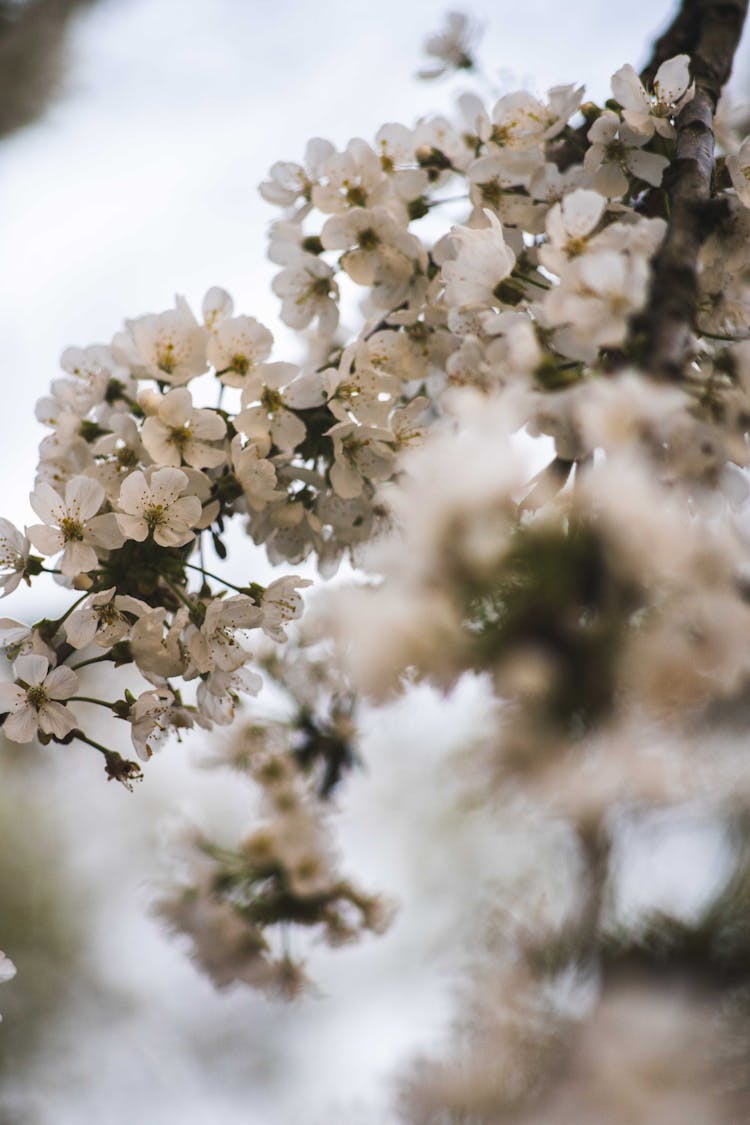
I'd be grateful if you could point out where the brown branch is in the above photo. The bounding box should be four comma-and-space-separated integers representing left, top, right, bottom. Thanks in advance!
640, 0, 701, 85
628, 0, 749, 382
0, 0, 96, 139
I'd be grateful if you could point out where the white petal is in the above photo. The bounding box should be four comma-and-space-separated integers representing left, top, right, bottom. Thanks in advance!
118, 471, 149, 516
15, 655, 49, 686
561, 189, 606, 238
654, 54, 691, 104
38, 701, 77, 739
26, 525, 63, 556
626, 148, 669, 187
4, 705, 39, 742
0, 683, 26, 712
610, 63, 649, 113
44, 665, 79, 700
65, 476, 105, 521
29, 483, 65, 526
60, 541, 99, 577
116, 514, 149, 542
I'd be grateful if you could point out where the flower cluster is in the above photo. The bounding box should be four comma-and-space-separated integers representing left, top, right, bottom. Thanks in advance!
9, 9, 750, 1048
156, 646, 387, 996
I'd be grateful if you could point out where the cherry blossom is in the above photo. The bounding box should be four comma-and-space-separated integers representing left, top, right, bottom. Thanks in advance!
0, 655, 78, 743
116, 467, 202, 548
27, 476, 123, 577
611, 55, 694, 138
0, 519, 33, 596
141, 387, 227, 469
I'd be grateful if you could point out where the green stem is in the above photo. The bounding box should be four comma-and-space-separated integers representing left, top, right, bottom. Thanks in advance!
69, 653, 114, 672
184, 561, 246, 593
42, 591, 90, 634
514, 271, 551, 291
161, 575, 196, 612
68, 696, 120, 711
427, 194, 469, 208
74, 731, 117, 756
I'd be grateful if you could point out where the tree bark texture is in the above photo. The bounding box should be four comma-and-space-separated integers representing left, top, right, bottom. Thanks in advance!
630, 0, 749, 381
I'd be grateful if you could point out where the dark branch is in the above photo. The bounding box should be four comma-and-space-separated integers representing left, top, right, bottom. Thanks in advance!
628, 0, 749, 382
0, 0, 96, 139
641, 0, 701, 85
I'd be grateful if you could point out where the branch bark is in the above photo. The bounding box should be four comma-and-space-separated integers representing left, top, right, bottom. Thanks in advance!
628, 0, 749, 382
640, 0, 701, 86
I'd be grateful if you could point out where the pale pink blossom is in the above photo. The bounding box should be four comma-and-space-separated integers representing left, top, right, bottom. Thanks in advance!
27, 476, 123, 577
116, 468, 202, 548
0, 655, 78, 743
141, 388, 227, 469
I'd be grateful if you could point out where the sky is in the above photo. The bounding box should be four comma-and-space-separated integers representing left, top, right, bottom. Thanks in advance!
0, 1, 749, 1121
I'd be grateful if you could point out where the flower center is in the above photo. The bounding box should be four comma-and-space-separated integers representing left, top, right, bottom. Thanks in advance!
231, 353, 250, 376
156, 342, 177, 374
144, 503, 167, 530
26, 684, 48, 710
59, 516, 85, 542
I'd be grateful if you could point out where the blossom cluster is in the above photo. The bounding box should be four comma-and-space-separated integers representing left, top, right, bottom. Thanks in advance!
7, 7, 750, 1029
156, 638, 386, 996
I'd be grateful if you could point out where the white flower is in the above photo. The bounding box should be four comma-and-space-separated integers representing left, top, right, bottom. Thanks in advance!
417, 11, 480, 80
488, 90, 566, 152
320, 207, 426, 306
0, 655, 78, 743
611, 55, 694, 138
584, 110, 670, 196
545, 250, 650, 351
206, 315, 274, 388
129, 607, 187, 681
141, 388, 227, 469
442, 210, 516, 309
231, 435, 284, 512
186, 595, 263, 674
259, 576, 312, 643
64, 587, 149, 649
116, 468, 203, 548
272, 255, 340, 336
0, 520, 32, 596
27, 476, 124, 577
540, 188, 607, 275
235, 363, 307, 452
311, 139, 389, 215
112, 297, 208, 385
0, 620, 55, 662
129, 688, 194, 760
201, 286, 234, 330
196, 666, 263, 725
259, 137, 335, 212
327, 421, 395, 499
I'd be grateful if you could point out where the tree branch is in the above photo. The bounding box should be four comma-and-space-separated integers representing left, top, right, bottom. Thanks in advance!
640, 0, 701, 86
628, 0, 749, 382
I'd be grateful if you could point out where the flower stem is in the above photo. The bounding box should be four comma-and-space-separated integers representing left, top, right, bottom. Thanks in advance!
514, 271, 551, 291
161, 575, 196, 611
69, 695, 121, 711
184, 561, 246, 593
69, 653, 114, 672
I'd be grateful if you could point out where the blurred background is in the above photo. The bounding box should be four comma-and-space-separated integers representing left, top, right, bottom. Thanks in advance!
1, 1, 750, 1121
